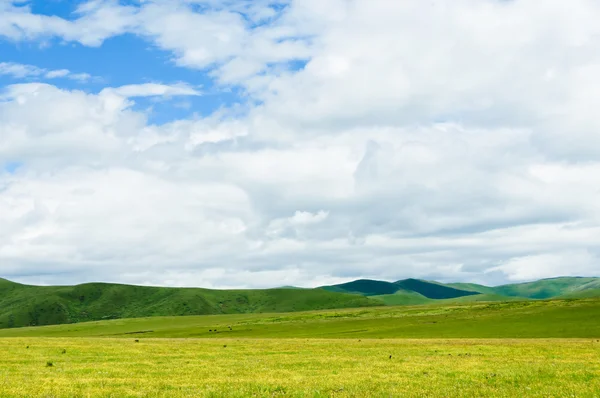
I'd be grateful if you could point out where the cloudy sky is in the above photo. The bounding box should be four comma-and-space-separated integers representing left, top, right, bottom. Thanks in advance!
1, 0, 599, 288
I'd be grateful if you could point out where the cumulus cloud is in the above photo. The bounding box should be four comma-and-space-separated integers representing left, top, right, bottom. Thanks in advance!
1, 0, 600, 287
266, 210, 329, 238
0, 0, 138, 46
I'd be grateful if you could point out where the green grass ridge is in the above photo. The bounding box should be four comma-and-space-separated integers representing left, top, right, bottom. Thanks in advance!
1, 298, 599, 339
1, 275, 599, 330
0, 279, 377, 329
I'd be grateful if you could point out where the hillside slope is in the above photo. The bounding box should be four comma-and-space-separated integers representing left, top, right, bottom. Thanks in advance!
440, 294, 524, 303
444, 282, 498, 295
321, 279, 401, 296
0, 280, 378, 329
447, 277, 600, 299
394, 279, 480, 299
558, 289, 600, 299
369, 290, 433, 305
321, 278, 479, 299
1, 298, 598, 339
490, 277, 600, 299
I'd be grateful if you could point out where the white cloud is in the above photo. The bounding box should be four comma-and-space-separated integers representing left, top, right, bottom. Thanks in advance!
70, 73, 93, 82
0, 0, 138, 46
489, 251, 600, 281
290, 211, 329, 226
105, 83, 201, 98
1, 0, 600, 287
266, 210, 329, 238
44, 69, 70, 79
0, 62, 92, 82
0, 62, 43, 78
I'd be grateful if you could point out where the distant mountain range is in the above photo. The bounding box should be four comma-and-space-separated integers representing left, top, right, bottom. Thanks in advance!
320, 276, 600, 305
1, 276, 599, 329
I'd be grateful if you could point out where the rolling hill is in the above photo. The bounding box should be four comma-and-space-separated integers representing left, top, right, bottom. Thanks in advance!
2, 275, 599, 330
370, 290, 433, 306
1, 298, 599, 339
321, 278, 481, 299
0, 278, 377, 329
558, 288, 600, 299
322, 276, 600, 305
394, 278, 480, 299
447, 277, 600, 299
321, 279, 401, 296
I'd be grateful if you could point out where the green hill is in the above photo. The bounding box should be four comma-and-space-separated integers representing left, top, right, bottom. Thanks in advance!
3, 276, 599, 330
490, 277, 600, 299
440, 293, 524, 303
321, 276, 600, 303
0, 280, 377, 329
321, 278, 479, 299
369, 288, 517, 306
558, 288, 600, 299
444, 282, 498, 295
393, 278, 480, 299
369, 290, 433, 305
447, 277, 600, 299
321, 279, 401, 296
1, 298, 599, 339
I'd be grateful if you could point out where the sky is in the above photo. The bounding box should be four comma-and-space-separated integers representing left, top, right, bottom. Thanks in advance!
1, 0, 599, 288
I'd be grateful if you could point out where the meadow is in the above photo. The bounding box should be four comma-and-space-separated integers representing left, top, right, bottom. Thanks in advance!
1, 299, 599, 397
1, 338, 599, 397
1, 298, 598, 339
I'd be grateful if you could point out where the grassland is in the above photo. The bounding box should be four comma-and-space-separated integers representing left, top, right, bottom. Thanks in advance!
1, 298, 599, 339
0, 278, 376, 329
1, 298, 599, 397
2, 276, 600, 331
2, 277, 599, 397
447, 276, 600, 299
1, 338, 598, 397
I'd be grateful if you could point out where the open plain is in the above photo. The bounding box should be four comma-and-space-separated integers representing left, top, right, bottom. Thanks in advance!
1, 299, 599, 397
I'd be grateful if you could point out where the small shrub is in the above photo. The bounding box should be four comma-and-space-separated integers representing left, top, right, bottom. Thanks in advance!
46, 361, 53, 367
61, 349, 66, 354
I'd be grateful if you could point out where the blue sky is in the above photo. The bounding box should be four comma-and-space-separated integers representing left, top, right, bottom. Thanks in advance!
0, 0, 263, 124
0, 33, 240, 124
1, 0, 600, 288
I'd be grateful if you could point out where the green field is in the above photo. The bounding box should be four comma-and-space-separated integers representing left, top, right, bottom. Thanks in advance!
0, 278, 376, 329
1, 338, 599, 397
448, 277, 600, 299
2, 276, 600, 331
1, 298, 599, 339
2, 279, 600, 397
1, 299, 600, 396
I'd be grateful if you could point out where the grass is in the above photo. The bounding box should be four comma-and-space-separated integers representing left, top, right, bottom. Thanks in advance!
3, 276, 599, 330
1, 338, 598, 397
0, 278, 376, 329
372, 293, 526, 306
1, 298, 599, 396
448, 277, 600, 299
1, 298, 599, 339
560, 289, 600, 299
370, 290, 432, 305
